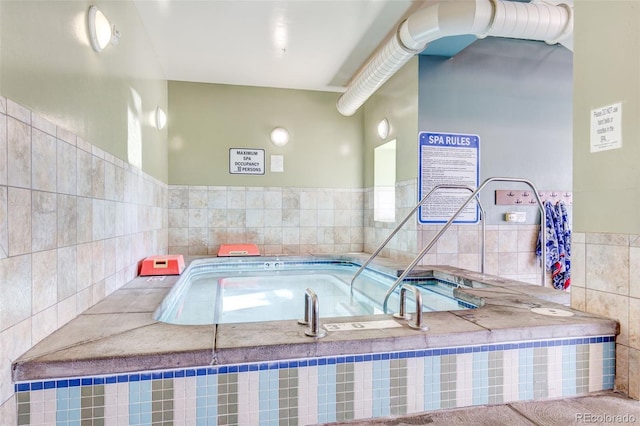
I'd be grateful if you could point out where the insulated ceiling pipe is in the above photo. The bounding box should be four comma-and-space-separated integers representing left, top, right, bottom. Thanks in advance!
336, 0, 573, 116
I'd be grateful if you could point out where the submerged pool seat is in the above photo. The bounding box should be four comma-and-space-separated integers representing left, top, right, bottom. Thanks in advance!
140, 254, 185, 276
217, 243, 260, 257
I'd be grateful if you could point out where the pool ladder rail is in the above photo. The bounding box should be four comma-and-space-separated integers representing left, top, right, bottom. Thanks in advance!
393, 284, 429, 331
350, 177, 547, 314
298, 288, 326, 338
299, 285, 428, 338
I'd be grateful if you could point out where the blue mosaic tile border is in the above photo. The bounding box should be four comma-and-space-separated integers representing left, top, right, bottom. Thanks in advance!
15, 335, 615, 392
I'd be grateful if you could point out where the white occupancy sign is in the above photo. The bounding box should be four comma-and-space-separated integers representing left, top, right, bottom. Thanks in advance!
418, 131, 480, 224
590, 102, 622, 153
229, 148, 265, 175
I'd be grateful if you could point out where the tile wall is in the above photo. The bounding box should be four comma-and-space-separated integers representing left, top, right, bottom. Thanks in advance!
168, 180, 544, 286
167, 185, 364, 256
364, 180, 546, 286
0, 97, 168, 423
14, 337, 615, 425
571, 232, 640, 398
0, 96, 574, 422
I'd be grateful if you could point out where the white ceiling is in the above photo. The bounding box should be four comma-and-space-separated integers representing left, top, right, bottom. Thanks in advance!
133, 0, 422, 93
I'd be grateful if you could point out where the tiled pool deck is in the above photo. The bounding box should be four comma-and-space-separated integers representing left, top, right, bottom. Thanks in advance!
12, 254, 618, 425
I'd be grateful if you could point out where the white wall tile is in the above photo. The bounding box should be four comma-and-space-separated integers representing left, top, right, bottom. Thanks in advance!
92, 199, 105, 241
76, 149, 93, 197
188, 208, 207, 228
8, 187, 31, 256
207, 187, 227, 208
76, 242, 93, 291
76, 197, 92, 244
0, 186, 7, 259
31, 249, 57, 314
586, 243, 629, 295
7, 99, 31, 125
31, 305, 57, 346
227, 188, 246, 209
7, 117, 31, 189
91, 156, 105, 199
56, 140, 76, 195
31, 129, 56, 192
31, 112, 56, 137
264, 189, 282, 209
56, 126, 76, 146
32, 191, 57, 252
0, 113, 6, 186
92, 240, 105, 284
57, 246, 77, 301
0, 255, 32, 330
189, 188, 208, 208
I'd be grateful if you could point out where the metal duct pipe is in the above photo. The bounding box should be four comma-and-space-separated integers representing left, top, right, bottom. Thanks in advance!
336, 0, 573, 116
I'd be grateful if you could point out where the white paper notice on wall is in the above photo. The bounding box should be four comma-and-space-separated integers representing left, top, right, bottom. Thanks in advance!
590, 102, 622, 153
271, 155, 284, 172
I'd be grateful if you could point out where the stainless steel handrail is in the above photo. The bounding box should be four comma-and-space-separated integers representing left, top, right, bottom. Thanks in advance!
350, 184, 485, 295
299, 288, 326, 338
393, 284, 429, 331
381, 177, 546, 313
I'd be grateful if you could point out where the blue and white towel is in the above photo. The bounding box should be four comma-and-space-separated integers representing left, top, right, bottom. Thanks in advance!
536, 200, 571, 290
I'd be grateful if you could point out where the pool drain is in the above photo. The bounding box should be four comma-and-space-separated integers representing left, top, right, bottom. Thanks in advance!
531, 307, 574, 317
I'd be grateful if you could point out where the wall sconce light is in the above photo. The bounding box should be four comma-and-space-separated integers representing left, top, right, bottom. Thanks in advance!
88, 5, 121, 53
270, 127, 289, 147
155, 107, 167, 130
377, 118, 390, 139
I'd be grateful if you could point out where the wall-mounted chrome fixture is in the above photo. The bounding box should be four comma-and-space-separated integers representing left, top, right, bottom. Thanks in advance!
155, 107, 167, 130
87, 5, 121, 53
270, 127, 289, 147
377, 118, 390, 139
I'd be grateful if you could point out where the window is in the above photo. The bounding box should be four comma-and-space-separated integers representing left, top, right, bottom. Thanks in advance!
374, 139, 396, 222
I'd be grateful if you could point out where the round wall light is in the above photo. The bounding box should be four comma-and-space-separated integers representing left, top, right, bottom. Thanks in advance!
270, 127, 290, 147
156, 107, 167, 130
377, 118, 390, 139
88, 5, 112, 52
88, 5, 120, 52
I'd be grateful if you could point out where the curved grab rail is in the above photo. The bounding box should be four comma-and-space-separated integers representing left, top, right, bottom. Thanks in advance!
393, 284, 429, 331
299, 288, 326, 338
382, 177, 546, 313
350, 184, 484, 296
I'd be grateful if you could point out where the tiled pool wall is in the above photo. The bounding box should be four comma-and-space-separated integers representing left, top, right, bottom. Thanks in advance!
571, 232, 640, 398
0, 98, 168, 421
168, 181, 547, 287
15, 336, 615, 425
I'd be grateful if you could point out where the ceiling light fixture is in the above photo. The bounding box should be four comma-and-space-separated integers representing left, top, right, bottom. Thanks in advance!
87, 5, 120, 53
270, 127, 289, 147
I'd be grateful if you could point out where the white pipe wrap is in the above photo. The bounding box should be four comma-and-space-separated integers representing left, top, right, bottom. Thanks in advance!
336, 0, 574, 116
336, 33, 415, 116
488, 1, 569, 42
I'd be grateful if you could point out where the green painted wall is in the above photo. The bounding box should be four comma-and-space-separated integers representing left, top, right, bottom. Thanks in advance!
573, 1, 640, 234
167, 81, 363, 188
0, 0, 168, 182
363, 57, 419, 187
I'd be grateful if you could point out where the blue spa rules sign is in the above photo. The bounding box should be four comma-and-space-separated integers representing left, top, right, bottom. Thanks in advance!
418, 131, 480, 224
